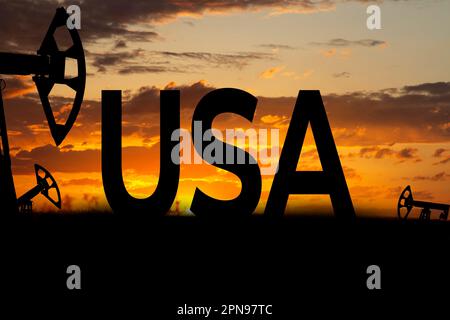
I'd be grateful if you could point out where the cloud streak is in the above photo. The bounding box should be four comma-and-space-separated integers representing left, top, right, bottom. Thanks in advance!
312, 38, 387, 48
333, 71, 351, 78
152, 51, 274, 68
87, 49, 274, 74
411, 172, 449, 182
358, 146, 420, 161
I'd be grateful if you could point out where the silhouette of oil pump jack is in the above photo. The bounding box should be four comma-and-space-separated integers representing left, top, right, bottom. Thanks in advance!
397, 185, 449, 221
0, 7, 85, 215
17, 164, 61, 213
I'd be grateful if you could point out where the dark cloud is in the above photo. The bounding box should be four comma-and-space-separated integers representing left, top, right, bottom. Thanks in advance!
12, 145, 101, 174
12, 143, 162, 175
434, 157, 450, 166
375, 148, 395, 159
0, 0, 59, 52
88, 49, 193, 74
88, 49, 272, 74
250, 82, 450, 145
0, 0, 349, 52
397, 148, 418, 159
113, 40, 127, 50
311, 38, 386, 47
13, 144, 100, 174
118, 65, 187, 75
0, 0, 162, 52
89, 49, 145, 73
319, 82, 450, 145
359, 147, 378, 158
1, 76, 32, 93
152, 51, 274, 69
125, 80, 213, 118
358, 146, 419, 160
2, 93, 48, 140
411, 172, 449, 182
433, 148, 448, 157
1, 76, 35, 100
403, 82, 450, 96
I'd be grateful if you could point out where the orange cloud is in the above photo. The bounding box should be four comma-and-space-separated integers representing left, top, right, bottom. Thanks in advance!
260, 114, 283, 124
260, 66, 284, 79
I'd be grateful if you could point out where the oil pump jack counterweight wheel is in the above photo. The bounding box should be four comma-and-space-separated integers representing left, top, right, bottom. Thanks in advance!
35, 164, 61, 209
34, 7, 86, 146
17, 164, 61, 213
0, 7, 86, 146
397, 185, 413, 220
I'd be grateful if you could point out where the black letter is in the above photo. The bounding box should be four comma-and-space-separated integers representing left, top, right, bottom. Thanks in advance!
265, 90, 355, 219
102, 90, 180, 215
191, 88, 262, 217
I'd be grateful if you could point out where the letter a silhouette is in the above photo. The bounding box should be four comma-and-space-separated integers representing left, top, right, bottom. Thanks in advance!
265, 90, 355, 220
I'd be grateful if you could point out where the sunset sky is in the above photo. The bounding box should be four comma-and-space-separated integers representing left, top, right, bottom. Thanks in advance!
0, 0, 449, 217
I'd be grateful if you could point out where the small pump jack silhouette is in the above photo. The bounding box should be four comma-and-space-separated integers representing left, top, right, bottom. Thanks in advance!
397, 185, 449, 221
17, 164, 61, 213
0, 7, 85, 215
